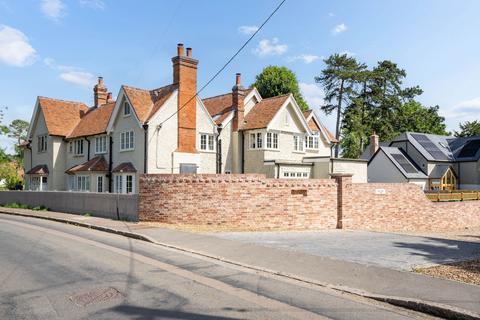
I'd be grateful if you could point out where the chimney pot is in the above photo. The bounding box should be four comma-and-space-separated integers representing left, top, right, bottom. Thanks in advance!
236, 73, 241, 86
186, 47, 192, 57
107, 92, 113, 102
177, 43, 184, 56
98, 76, 104, 86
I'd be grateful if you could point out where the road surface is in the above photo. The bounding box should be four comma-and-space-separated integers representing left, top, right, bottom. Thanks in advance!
0, 214, 437, 320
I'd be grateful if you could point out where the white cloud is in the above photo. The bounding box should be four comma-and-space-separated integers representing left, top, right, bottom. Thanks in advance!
328, 12, 335, 17
253, 38, 287, 57
43, 57, 96, 88
300, 82, 324, 108
340, 50, 356, 57
59, 71, 95, 87
41, 0, 66, 20
0, 25, 37, 67
441, 97, 480, 130
238, 25, 258, 35
79, 0, 105, 10
332, 23, 347, 35
288, 54, 322, 64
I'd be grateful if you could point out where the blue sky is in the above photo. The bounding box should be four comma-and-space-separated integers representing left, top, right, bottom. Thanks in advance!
1, 0, 480, 150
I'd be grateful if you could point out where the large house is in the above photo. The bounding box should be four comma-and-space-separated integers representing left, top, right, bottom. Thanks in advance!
366, 132, 480, 190
23, 44, 364, 193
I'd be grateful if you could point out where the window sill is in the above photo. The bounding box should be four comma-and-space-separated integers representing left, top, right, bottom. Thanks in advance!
120, 148, 135, 152
265, 148, 280, 152
73, 154, 84, 157
95, 151, 107, 155
293, 151, 306, 154
199, 149, 216, 154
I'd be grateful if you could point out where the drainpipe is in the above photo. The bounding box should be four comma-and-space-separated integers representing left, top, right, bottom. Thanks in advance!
85, 137, 91, 161
143, 124, 148, 174
241, 131, 245, 174
108, 136, 113, 192
216, 126, 222, 173
276, 163, 280, 178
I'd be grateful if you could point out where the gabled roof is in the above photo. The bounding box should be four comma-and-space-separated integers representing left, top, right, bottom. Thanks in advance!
122, 84, 178, 124
303, 110, 338, 143
26, 164, 49, 175
202, 88, 252, 125
37, 97, 89, 137
67, 102, 115, 139
391, 132, 480, 162
242, 94, 291, 130
66, 156, 108, 174
378, 146, 427, 179
429, 164, 456, 179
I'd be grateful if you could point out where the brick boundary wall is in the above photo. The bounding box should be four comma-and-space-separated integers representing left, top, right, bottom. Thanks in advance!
139, 173, 480, 232
139, 174, 338, 230
343, 180, 480, 232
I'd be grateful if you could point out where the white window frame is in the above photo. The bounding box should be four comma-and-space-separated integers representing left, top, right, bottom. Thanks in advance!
120, 131, 134, 151
77, 175, 90, 192
283, 171, 309, 179
199, 133, 215, 152
115, 174, 135, 194
97, 175, 104, 193
249, 131, 264, 150
74, 139, 84, 156
69, 141, 73, 153
265, 132, 279, 150
123, 101, 131, 117
294, 135, 305, 152
95, 136, 107, 154
37, 135, 47, 153
305, 136, 319, 150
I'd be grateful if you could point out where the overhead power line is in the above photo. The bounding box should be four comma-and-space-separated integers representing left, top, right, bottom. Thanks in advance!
158, 0, 287, 127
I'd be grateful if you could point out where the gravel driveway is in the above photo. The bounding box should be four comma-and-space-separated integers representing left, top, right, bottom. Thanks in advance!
210, 230, 480, 271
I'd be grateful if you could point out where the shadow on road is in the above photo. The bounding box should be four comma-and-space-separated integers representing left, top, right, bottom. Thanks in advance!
111, 305, 242, 320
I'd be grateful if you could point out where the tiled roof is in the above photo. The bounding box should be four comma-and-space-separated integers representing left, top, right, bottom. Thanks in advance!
67, 102, 115, 138
123, 84, 177, 124
26, 164, 49, 175
303, 109, 338, 143
65, 156, 108, 174
202, 89, 252, 125
38, 97, 89, 137
242, 94, 290, 130
112, 162, 137, 173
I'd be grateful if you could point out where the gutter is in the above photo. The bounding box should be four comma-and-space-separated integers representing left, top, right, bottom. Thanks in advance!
143, 124, 148, 174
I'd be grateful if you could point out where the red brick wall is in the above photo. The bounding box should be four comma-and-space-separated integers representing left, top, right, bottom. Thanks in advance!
138, 174, 480, 232
345, 182, 480, 232
139, 174, 338, 230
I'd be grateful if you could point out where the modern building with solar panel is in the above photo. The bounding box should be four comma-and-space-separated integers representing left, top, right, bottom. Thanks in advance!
365, 132, 480, 191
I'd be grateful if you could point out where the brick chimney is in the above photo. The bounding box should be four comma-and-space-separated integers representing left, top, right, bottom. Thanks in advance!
232, 73, 245, 131
172, 43, 198, 153
370, 132, 379, 158
93, 77, 107, 107
107, 92, 113, 103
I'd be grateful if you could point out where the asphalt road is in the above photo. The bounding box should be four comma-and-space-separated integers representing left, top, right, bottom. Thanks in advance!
0, 215, 437, 320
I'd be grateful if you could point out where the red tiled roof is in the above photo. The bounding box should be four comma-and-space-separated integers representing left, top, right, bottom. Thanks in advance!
112, 162, 137, 173
241, 94, 290, 130
26, 164, 49, 175
123, 84, 177, 124
67, 102, 115, 138
202, 89, 252, 125
303, 109, 338, 143
38, 97, 89, 137
65, 156, 108, 174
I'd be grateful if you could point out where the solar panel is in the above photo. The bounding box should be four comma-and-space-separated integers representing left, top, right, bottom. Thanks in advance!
410, 134, 450, 161
391, 153, 418, 174
458, 140, 480, 158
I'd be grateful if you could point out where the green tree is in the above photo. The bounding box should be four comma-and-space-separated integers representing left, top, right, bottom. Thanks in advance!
6, 119, 29, 160
315, 54, 366, 157
393, 101, 448, 135
252, 66, 309, 111
455, 120, 480, 137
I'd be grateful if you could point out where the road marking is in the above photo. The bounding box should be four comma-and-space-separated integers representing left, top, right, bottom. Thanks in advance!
2, 219, 330, 320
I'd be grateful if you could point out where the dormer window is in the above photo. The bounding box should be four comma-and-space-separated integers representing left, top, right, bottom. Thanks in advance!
306, 136, 319, 150
123, 101, 131, 116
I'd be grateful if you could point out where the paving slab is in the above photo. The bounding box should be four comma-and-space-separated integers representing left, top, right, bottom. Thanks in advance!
1, 207, 479, 318
208, 230, 480, 271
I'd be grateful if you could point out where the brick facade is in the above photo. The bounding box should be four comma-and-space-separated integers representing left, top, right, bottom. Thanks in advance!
138, 173, 480, 232
139, 174, 338, 230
